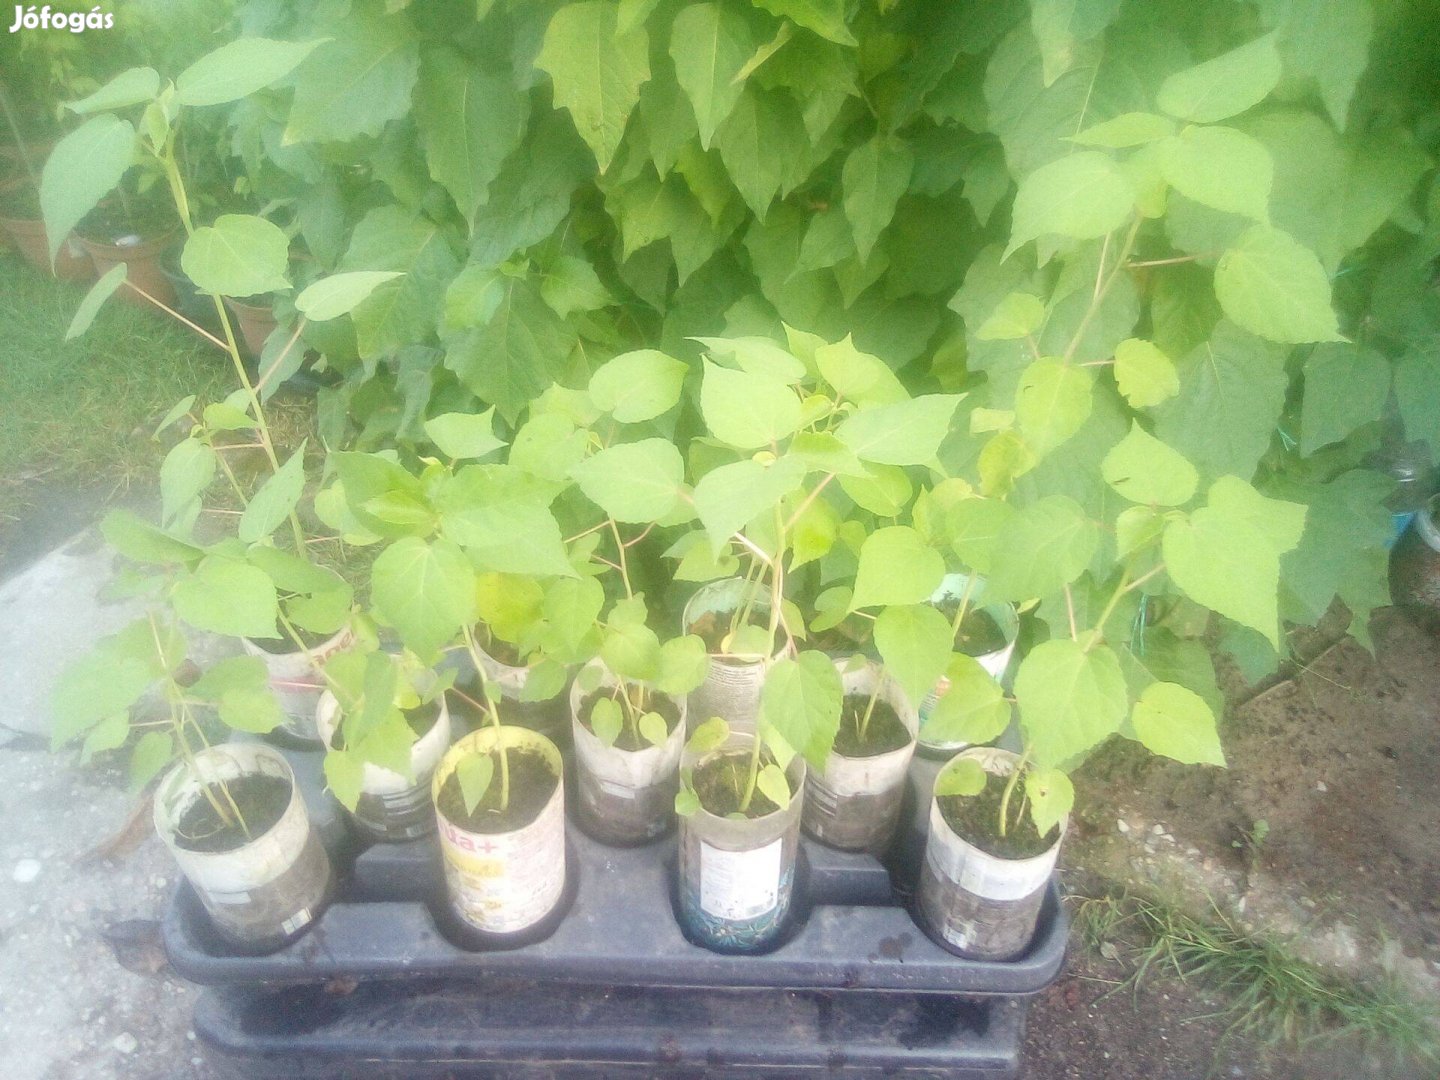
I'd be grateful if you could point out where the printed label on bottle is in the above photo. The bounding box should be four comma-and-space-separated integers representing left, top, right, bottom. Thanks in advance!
699, 838, 782, 921
441, 790, 565, 934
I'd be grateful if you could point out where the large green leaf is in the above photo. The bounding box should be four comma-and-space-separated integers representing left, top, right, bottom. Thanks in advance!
1214, 225, 1340, 344
443, 275, 574, 419
369, 537, 476, 658
1395, 344, 1440, 462
873, 604, 952, 706
1130, 681, 1225, 766
1014, 360, 1093, 458
760, 651, 843, 771
700, 360, 802, 449
984, 495, 1098, 602
1163, 476, 1307, 646
176, 38, 322, 107
181, 215, 290, 299
160, 436, 215, 526
835, 395, 963, 467
1152, 321, 1288, 481
39, 115, 135, 264
1101, 422, 1198, 507
842, 135, 914, 263
850, 526, 946, 611
1112, 338, 1178, 408
65, 264, 127, 340
538, 1, 650, 173
589, 350, 688, 422
415, 48, 526, 225
670, 3, 754, 149
238, 444, 308, 543
1029, 0, 1122, 86
753, 0, 855, 45
295, 271, 405, 321
715, 86, 810, 219
572, 439, 685, 523
284, 9, 418, 143
66, 68, 160, 114
434, 466, 576, 577
341, 207, 459, 361
1005, 151, 1134, 257
1015, 638, 1128, 767
1156, 33, 1281, 123
1299, 343, 1390, 456
1156, 126, 1272, 223
693, 455, 806, 552
172, 557, 280, 640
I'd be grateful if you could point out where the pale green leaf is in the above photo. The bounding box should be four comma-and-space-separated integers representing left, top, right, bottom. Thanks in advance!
172, 557, 280, 639
1070, 111, 1175, 148
1113, 338, 1178, 408
1025, 768, 1073, 836
1162, 476, 1307, 647
1299, 343, 1390, 456
1214, 225, 1340, 344
756, 762, 792, 808
159, 438, 215, 526
924, 655, 1012, 747
935, 757, 987, 797
537, 1, 650, 172
424, 409, 505, 460
66, 264, 127, 340
976, 292, 1045, 340
1156, 33, 1282, 123
177, 38, 323, 107
835, 395, 963, 467
700, 360, 802, 449
873, 604, 952, 706
1157, 126, 1272, 223
67, 67, 159, 114
589, 350, 687, 423
851, 526, 946, 611
693, 456, 806, 552
1130, 681, 1225, 766
1015, 639, 1128, 767
1101, 422, 1198, 506
296, 271, 405, 321
1014, 360, 1093, 457
238, 442, 307, 542
283, 11, 418, 143
572, 439, 685, 523
369, 537, 476, 658
984, 495, 1098, 602
752, 0, 855, 45
760, 651, 843, 771
40, 115, 135, 264
842, 135, 913, 262
1005, 151, 1134, 257
182, 215, 291, 299
457, 753, 495, 814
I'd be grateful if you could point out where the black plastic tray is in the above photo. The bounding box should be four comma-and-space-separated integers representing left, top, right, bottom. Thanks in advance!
194, 976, 1029, 1079
164, 800, 1068, 995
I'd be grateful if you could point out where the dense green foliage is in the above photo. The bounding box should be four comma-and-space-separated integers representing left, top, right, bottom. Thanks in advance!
30, 0, 1440, 828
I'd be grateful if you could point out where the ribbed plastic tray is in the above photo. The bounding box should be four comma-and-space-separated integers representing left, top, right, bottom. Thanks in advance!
193, 976, 1030, 1079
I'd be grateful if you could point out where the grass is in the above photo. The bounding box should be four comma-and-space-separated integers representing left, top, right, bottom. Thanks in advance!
0, 252, 233, 532
1073, 890, 1440, 1068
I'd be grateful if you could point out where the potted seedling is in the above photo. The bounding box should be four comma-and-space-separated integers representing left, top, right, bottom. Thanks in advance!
917, 572, 1019, 755
917, 747, 1069, 961
674, 716, 807, 954
568, 595, 709, 845
432, 669, 567, 941
801, 656, 919, 852
316, 647, 454, 843
681, 574, 787, 733
53, 611, 332, 952
75, 185, 182, 307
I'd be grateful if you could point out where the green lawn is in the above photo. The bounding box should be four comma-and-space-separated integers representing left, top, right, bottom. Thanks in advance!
0, 253, 233, 542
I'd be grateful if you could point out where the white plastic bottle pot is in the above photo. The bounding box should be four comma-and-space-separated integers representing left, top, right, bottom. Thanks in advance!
314, 691, 452, 843
917, 574, 1018, 755
569, 661, 686, 845
433, 726, 566, 937
154, 742, 332, 952
677, 731, 806, 954
917, 748, 1065, 961
240, 626, 353, 743
462, 636, 570, 750
803, 660, 918, 853
681, 578, 782, 734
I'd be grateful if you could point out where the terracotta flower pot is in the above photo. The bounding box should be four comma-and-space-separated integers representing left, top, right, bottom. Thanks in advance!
225, 296, 279, 357
78, 229, 179, 308
0, 210, 94, 280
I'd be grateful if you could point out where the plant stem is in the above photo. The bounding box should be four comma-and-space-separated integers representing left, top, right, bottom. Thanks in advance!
607, 518, 633, 598
1061, 216, 1142, 366
737, 725, 763, 814
858, 675, 881, 745
462, 625, 509, 811
949, 573, 978, 643
997, 747, 1031, 840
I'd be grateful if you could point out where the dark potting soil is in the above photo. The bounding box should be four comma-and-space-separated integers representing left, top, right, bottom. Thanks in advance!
579, 689, 680, 751
833, 694, 911, 757
77, 196, 178, 244
936, 604, 1009, 656
689, 608, 770, 657
937, 772, 1054, 860
693, 750, 782, 819
173, 774, 292, 854
477, 630, 524, 667
435, 748, 557, 833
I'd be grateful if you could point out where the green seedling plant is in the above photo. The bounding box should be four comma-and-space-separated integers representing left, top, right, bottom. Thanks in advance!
674, 716, 793, 821
320, 640, 454, 811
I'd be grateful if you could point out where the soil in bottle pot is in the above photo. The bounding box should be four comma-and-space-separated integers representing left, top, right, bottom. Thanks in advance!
573, 684, 684, 846
156, 744, 332, 953
917, 751, 1062, 961
803, 686, 917, 853
677, 738, 804, 954
918, 575, 1018, 756
433, 727, 568, 942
